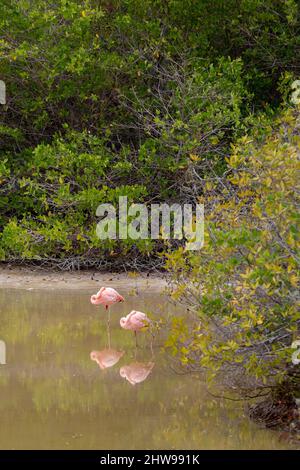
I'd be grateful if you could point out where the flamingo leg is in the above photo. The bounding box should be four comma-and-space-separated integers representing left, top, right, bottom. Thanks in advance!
106, 305, 111, 349
150, 331, 154, 358
134, 330, 138, 348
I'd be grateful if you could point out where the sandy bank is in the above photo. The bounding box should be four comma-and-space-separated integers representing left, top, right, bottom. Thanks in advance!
0, 265, 168, 292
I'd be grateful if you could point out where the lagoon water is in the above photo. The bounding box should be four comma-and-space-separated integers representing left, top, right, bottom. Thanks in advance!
0, 287, 292, 450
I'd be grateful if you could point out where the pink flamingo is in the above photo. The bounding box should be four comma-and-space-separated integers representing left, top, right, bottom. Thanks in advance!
120, 310, 150, 346
90, 287, 124, 345
90, 287, 124, 309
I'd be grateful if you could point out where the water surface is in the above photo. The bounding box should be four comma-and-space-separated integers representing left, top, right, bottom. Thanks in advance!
0, 288, 292, 450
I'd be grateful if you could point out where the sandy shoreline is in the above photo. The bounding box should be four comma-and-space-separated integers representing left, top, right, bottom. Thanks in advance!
0, 265, 168, 291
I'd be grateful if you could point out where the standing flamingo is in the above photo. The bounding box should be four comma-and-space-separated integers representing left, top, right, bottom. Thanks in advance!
90, 287, 124, 346
120, 310, 150, 346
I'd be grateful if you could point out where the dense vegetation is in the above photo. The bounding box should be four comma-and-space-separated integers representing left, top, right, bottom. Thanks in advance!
0, 0, 299, 416
166, 107, 299, 395
1, 0, 299, 268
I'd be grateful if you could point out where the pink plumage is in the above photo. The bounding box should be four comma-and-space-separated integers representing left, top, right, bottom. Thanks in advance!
120, 362, 155, 385
90, 287, 124, 310
90, 349, 124, 370
120, 310, 150, 332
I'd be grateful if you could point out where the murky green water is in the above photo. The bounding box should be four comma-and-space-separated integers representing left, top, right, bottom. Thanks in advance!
0, 287, 292, 450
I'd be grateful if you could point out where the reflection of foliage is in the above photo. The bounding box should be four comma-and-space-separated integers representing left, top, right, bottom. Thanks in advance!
0, 289, 164, 414
0, 290, 292, 449
0, 366, 286, 449
166, 107, 300, 393
31, 377, 112, 414
0, 295, 32, 344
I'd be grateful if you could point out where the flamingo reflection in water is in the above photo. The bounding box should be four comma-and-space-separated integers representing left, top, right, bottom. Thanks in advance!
90, 349, 125, 370
120, 362, 155, 385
